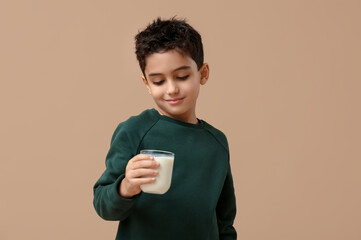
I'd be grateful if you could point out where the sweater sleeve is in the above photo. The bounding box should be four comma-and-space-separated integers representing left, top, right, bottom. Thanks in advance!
93, 122, 140, 221
203, 123, 237, 239
217, 162, 237, 239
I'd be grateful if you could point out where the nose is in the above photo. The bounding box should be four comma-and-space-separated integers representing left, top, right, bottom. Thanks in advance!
166, 80, 179, 95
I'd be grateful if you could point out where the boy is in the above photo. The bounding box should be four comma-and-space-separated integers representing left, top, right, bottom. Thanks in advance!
93, 17, 237, 239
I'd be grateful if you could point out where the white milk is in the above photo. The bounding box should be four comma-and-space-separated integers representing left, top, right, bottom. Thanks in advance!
140, 156, 174, 194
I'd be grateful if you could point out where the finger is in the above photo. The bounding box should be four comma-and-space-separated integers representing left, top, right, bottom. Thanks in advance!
128, 177, 156, 187
128, 159, 160, 170
129, 154, 154, 163
127, 168, 158, 179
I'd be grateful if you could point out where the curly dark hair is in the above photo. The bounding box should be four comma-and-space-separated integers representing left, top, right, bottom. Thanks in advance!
135, 17, 204, 76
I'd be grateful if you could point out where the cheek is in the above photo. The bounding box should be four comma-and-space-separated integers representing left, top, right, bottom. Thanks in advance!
150, 88, 163, 99
184, 82, 200, 96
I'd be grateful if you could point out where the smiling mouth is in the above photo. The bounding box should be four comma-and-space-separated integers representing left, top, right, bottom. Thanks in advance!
165, 98, 184, 105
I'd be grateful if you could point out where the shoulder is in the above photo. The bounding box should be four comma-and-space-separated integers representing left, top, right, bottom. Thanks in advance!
119, 109, 158, 130
111, 109, 159, 144
201, 120, 229, 152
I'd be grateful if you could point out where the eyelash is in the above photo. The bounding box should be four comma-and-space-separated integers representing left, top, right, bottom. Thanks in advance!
153, 80, 164, 86
177, 75, 189, 80
152, 75, 189, 85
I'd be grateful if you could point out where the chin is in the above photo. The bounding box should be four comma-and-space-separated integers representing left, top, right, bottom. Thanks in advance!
158, 106, 183, 116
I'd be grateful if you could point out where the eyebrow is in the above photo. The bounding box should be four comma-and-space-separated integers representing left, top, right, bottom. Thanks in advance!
148, 65, 191, 77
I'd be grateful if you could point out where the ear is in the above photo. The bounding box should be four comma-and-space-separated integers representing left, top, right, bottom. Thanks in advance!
199, 63, 209, 85
142, 76, 152, 94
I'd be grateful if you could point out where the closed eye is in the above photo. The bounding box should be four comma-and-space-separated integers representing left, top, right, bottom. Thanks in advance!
152, 80, 165, 86
177, 75, 189, 80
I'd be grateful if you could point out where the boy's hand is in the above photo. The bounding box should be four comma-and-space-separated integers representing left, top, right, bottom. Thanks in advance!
119, 154, 160, 198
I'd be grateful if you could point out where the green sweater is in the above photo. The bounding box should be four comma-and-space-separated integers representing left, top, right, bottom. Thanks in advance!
93, 109, 237, 239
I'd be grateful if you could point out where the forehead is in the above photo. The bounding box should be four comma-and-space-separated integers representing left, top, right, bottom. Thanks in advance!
144, 49, 197, 75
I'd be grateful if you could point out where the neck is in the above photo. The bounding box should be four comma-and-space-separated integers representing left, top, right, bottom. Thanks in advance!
156, 108, 199, 124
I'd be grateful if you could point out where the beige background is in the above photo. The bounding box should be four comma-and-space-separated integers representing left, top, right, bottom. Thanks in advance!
1, 0, 360, 239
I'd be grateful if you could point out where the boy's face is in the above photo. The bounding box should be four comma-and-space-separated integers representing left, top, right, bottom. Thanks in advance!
142, 49, 209, 124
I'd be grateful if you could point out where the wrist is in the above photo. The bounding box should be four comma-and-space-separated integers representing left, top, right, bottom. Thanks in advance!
119, 178, 135, 198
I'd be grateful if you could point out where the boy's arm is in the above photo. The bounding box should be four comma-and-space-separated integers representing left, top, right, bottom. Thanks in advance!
217, 162, 237, 239
93, 123, 140, 221
94, 174, 140, 221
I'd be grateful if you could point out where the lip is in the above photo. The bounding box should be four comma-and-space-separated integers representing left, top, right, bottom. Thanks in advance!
165, 97, 184, 105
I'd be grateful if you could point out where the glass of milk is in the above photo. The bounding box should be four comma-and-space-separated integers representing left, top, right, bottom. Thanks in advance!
140, 149, 175, 194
